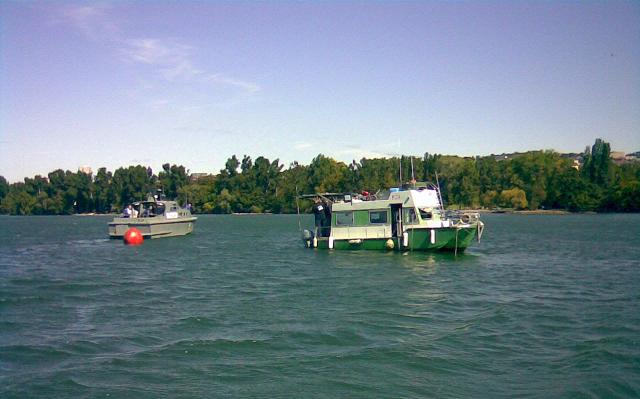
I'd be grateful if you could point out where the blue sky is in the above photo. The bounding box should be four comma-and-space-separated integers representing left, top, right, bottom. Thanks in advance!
1, 1, 638, 182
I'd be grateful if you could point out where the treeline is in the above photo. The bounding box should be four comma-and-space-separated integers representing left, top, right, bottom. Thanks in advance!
1, 139, 638, 215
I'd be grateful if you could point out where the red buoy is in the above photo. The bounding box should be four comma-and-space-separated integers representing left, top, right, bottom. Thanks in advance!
123, 227, 144, 245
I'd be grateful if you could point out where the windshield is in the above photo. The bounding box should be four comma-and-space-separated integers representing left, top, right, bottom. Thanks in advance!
419, 208, 433, 220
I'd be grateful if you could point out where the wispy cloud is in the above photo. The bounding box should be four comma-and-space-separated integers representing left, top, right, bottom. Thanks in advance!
121, 37, 260, 97
60, 4, 119, 41
122, 38, 203, 81
123, 38, 188, 64
206, 74, 261, 94
148, 99, 170, 109
294, 142, 313, 150
173, 126, 236, 136
58, 5, 260, 102
337, 147, 390, 160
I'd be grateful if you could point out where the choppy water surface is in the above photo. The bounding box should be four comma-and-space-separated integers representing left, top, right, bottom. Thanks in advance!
1, 214, 639, 398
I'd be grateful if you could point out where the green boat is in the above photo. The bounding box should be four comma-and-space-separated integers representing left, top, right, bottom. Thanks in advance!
108, 195, 196, 239
300, 182, 484, 253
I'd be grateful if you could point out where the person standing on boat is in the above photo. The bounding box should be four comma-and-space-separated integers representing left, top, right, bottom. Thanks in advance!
312, 199, 327, 236
123, 205, 133, 218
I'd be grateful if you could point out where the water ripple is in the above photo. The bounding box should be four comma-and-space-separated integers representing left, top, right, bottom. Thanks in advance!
1, 214, 639, 398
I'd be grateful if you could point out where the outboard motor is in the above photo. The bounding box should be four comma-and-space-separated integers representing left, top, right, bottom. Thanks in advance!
302, 229, 315, 248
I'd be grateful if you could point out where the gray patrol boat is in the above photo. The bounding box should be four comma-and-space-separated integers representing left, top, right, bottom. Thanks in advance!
108, 195, 197, 239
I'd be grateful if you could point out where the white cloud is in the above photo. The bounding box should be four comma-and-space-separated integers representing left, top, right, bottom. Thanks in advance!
148, 99, 170, 109
60, 5, 260, 103
294, 142, 313, 150
338, 147, 390, 160
122, 39, 260, 95
206, 74, 261, 94
123, 38, 191, 65
61, 4, 119, 41
122, 38, 203, 81
161, 61, 202, 81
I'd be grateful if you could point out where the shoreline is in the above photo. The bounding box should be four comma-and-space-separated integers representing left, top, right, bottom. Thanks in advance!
468, 209, 570, 215
5, 210, 635, 217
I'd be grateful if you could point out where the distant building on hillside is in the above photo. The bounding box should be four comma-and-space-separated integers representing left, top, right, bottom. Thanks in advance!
559, 153, 583, 170
571, 159, 580, 170
189, 173, 212, 182
491, 152, 527, 161
610, 151, 627, 165
78, 166, 93, 175
483, 149, 637, 167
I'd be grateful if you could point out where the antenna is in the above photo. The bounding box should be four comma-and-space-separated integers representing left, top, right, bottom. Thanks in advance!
435, 171, 445, 210
295, 185, 302, 232
410, 156, 415, 182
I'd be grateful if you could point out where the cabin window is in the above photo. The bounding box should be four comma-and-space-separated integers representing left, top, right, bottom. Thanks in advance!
403, 208, 418, 224
419, 209, 433, 220
369, 210, 388, 224
353, 210, 370, 226
335, 212, 353, 226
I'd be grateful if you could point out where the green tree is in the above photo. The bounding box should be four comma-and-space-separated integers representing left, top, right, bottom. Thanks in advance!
582, 138, 612, 187
549, 168, 601, 211
2, 188, 37, 215
94, 167, 114, 213
448, 159, 480, 208
225, 155, 240, 176
159, 164, 187, 200
112, 166, 154, 209
2, 141, 638, 215
500, 188, 528, 210
215, 188, 234, 214
307, 154, 348, 193
179, 175, 215, 213
0, 176, 8, 201
279, 161, 310, 213
481, 190, 499, 208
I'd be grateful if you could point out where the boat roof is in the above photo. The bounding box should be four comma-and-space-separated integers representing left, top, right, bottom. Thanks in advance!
302, 182, 443, 211
130, 200, 177, 206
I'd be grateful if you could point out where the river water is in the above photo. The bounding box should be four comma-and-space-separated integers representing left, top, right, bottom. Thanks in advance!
1, 214, 639, 398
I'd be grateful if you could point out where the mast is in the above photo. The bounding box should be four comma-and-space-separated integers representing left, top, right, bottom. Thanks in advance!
295, 185, 302, 232
435, 171, 445, 211
398, 155, 402, 186
410, 156, 415, 182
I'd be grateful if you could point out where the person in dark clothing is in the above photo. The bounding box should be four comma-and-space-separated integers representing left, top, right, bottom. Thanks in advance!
312, 199, 325, 226
312, 199, 330, 237
323, 203, 332, 236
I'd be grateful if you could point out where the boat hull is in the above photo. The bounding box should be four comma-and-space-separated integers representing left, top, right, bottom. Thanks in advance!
311, 226, 479, 252
108, 216, 197, 239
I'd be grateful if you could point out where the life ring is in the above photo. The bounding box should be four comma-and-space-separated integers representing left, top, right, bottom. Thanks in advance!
460, 214, 471, 224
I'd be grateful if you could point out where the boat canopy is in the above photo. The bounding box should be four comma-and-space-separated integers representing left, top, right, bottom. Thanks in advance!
411, 189, 441, 209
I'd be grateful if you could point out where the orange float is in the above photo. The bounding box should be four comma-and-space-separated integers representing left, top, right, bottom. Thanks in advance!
123, 228, 144, 245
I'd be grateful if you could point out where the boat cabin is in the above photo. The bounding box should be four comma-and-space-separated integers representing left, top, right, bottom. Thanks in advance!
307, 183, 452, 241
121, 200, 189, 219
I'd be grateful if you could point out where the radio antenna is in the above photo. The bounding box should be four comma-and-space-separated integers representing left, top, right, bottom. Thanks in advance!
410, 156, 415, 182
435, 171, 445, 210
